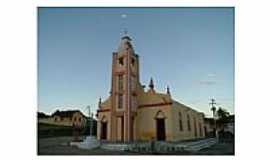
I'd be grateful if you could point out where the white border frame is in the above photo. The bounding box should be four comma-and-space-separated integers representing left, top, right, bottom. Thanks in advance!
2, 0, 270, 160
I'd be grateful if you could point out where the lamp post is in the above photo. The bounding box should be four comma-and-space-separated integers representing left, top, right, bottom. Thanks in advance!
87, 105, 92, 136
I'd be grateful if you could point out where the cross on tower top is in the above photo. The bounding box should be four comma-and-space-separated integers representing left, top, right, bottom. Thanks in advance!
149, 77, 154, 89
124, 28, 128, 35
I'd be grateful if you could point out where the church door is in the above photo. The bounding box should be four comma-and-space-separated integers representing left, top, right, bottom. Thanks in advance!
121, 116, 124, 141
101, 122, 107, 140
130, 117, 134, 141
156, 118, 166, 141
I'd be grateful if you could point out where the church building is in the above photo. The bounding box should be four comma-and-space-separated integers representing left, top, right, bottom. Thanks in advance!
96, 35, 206, 142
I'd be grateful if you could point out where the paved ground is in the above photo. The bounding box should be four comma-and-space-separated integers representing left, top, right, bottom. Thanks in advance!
38, 137, 139, 155
38, 136, 234, 155
196, 142, 234, 155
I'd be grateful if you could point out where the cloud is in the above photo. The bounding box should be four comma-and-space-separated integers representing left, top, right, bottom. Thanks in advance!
121, 14, 127, 18
192, 73, 217, 86
196, 73, 217, 86
198, 80, 216, 86
207, 73, 216, 77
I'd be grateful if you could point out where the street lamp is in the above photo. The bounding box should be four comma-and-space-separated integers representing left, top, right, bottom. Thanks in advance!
86, 105, 92, 137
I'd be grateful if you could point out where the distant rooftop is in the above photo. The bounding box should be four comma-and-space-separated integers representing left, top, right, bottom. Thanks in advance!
52, 110, 86, 118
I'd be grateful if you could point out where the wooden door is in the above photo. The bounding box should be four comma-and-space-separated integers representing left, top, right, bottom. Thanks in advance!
156, 118, 166, 141
101, 122, 107, 140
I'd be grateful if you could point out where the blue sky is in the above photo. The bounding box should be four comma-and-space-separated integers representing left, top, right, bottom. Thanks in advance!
38, 8, 234, 117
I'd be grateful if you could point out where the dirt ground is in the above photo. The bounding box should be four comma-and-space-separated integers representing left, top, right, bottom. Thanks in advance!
38, 136, 234, 155
38, 136, 139, 155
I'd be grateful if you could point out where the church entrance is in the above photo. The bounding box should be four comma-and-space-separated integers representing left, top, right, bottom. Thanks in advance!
156, 118, 166, 141
120, 116, 124, 141
100, 122, 107, 140
130, 117, 134, 141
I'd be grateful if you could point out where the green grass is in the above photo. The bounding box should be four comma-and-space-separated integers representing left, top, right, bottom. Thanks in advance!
38, 122, 97, 138
38, 123, 76, 138
38, 123, 72, 130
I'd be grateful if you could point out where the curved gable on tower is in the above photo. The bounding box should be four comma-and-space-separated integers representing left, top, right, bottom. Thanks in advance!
100, 96, 111, 109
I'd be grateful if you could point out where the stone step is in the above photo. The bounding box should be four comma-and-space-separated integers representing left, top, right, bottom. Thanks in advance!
99, 138, 217, 153
70, 136, 100, 150
184, 139, 217, 151
101, 144, 129, 151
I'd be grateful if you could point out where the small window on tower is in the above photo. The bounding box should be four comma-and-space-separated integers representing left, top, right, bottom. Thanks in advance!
118, 75, 123, 91
118, 95, 123, 109
119, 57, 124, 66
131, 58, 135, 66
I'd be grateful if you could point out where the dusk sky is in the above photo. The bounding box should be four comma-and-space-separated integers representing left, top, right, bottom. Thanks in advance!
38, 8, 234, 117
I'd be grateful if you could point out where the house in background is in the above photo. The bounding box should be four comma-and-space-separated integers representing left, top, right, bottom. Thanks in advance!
204, 117, 216, 137
38, 110, 87, 127
38, 112, 50, 119
204, 115, 235, 137
224, 115, 234, 135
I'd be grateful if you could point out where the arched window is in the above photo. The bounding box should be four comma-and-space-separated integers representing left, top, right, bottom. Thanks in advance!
131, 58, 135, 66
119, 57, 124, 66
194, 117, 197, 137
118, 95, 123, 109
199, 123, 202, 137
155, 110, 166, 119
187, 114, 191, 131
179, 112, 183, 131
99, 116, 105, 122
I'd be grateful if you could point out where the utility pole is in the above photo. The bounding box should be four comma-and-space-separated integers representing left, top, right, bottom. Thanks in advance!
86, 105, 92, 136
209, 98, 218, 141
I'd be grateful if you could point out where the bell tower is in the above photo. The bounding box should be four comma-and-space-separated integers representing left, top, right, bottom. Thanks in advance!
110, 34, 140, 142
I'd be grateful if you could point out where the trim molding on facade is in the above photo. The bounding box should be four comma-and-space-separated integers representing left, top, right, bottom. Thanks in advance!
97, 109, 111, 113
138, 102, 173, 108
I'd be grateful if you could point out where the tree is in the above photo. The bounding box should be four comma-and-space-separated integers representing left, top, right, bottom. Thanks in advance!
217, 107, 230, 123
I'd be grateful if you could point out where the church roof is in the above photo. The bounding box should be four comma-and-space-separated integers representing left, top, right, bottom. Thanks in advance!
137, 89, 202, 115
138, 91, 172, 106
52, 110, 86, 118
172, 100, 204, 115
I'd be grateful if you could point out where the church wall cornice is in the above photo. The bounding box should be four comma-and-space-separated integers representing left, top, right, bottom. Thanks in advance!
97, 109, 111, 113
138, 102, 173, 109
